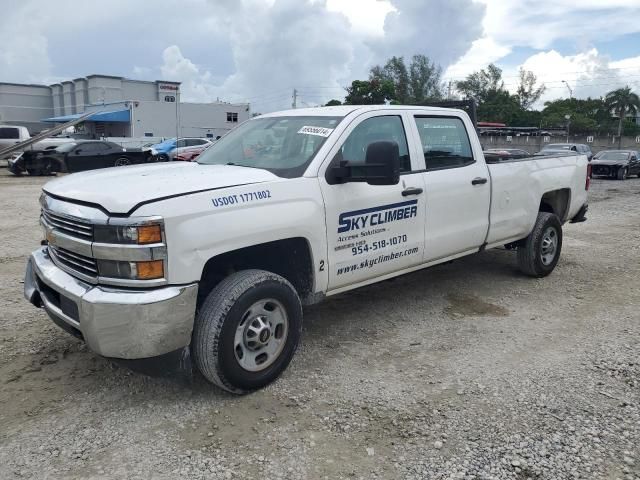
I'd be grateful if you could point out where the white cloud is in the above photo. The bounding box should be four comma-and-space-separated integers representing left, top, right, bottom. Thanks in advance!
3, 0, 640, 114
503, 49, 640, 107
0, 3, 52, 83
325, 0, 394, 36
445, 37, 511, 81
478, 0, 640, 51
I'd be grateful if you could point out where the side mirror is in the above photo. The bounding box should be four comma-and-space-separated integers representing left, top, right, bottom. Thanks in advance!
328, 141, 400, 186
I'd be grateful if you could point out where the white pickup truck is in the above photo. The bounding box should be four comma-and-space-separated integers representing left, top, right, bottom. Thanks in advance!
24, 105, 589, 393
0, 125, 73, 159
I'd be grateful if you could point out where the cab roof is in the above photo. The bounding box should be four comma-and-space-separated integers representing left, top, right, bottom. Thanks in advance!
258, 104, 466, 118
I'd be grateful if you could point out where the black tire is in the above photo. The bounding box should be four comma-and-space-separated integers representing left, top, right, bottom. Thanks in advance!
114, 156, 131, 167
157, 153, 170, 162
193, 269, 302, 394
26, 168, 42, 176
617, 167, 627, 180
517, 212, 563, 277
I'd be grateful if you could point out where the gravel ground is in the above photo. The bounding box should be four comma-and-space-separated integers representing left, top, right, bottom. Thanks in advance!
0, 169, 639, 479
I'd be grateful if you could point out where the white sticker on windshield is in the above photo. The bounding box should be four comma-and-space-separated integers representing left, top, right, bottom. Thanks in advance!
298, 126, 334, 137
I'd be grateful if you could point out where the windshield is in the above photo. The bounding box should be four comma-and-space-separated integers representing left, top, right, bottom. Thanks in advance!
56, 142, 77, 152
544, 144, 572, 150
197, 116, 343, 178
596, 151, 629, 161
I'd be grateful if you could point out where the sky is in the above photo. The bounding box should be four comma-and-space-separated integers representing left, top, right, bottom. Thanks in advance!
1, 0, 640, 113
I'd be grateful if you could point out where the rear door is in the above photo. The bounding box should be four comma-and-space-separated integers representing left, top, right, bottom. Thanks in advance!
409, 115, 491, 262
320, 111, 427, 290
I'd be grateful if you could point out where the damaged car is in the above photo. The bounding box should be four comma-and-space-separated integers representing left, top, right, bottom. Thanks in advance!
590, 150, 640, 180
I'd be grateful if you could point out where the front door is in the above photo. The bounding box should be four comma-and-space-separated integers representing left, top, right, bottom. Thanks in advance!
320, 112, 427, 290
409, 115, 491, 262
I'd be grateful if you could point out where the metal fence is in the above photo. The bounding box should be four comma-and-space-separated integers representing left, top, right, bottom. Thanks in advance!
480, 134, 640, 154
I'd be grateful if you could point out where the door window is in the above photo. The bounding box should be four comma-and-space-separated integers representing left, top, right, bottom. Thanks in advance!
413, 117, 474, 170
78, 143, 99, 153
338, 115, 411, 172
0, 127, 19, 139
176, 139, 187, 148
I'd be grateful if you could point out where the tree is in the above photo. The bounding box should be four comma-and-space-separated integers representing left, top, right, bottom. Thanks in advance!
344, 79, 395, 105
477, 90, 522, 124
324, 99, 342, 106
370, 56, 410, 103
515, 68, 546, 110
541, 98, 608, 134
369, 54, 442, 104
455, 64, 504, 103
408, 54, 443, 103
604, 86, 640, 147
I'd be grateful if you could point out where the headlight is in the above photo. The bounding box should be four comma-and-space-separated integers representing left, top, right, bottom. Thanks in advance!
97, 259, 164, 280
94, 223, 163, 244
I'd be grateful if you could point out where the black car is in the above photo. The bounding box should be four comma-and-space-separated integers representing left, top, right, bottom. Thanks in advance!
9, 140, 154, 176
591, 150, 640, 180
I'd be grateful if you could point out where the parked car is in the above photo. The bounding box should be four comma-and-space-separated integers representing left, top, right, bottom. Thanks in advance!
25, 105, 589, 393
536, 143, 593, 160
8, 140, 154, 176
150, 137, 213, 161
590, 150, 640, 180
174, 144, 211, 161
0, 125, 74, 159
483, 148, 531, 162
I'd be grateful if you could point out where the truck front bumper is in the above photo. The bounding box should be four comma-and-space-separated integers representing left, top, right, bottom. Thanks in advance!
25, 247, 198, 360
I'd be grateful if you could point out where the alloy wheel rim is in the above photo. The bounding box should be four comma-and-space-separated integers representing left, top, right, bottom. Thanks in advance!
540, 226, 558, 266
234, 298, 289, 372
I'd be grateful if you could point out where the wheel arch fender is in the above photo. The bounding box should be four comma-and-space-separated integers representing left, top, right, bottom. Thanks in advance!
539, 188, 571, 223
197, 237, 317, 309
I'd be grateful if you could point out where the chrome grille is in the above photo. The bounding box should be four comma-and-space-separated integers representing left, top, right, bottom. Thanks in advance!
48, 245, 98, 279
42, 209, 93, 240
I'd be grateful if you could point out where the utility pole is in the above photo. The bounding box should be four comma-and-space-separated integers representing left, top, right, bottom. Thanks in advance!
447, 81, 452, 100
561, 80, 573, 99
292, 88, 297, 109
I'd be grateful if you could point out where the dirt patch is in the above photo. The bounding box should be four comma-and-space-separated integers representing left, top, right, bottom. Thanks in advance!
445, 292, 509, 317
1, 172, 640, 479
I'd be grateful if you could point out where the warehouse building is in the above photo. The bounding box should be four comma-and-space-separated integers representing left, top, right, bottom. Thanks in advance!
0, 75, 250, 139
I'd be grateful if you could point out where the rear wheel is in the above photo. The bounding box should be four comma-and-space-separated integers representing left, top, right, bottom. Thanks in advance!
193, 269, 302, 394
517, 212, 563, 277
617, 167, 628, 180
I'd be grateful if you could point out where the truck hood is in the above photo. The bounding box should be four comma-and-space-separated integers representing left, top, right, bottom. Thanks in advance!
43, 162, 278, 215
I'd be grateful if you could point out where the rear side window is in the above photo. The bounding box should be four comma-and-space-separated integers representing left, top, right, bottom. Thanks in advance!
414, 116, 474, 170
0, 127, 19, 139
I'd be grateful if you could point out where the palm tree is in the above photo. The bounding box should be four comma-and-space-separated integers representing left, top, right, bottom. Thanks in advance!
604, 86, 640, 148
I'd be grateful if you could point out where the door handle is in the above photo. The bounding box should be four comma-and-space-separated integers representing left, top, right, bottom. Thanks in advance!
402, 187, 423, 196
471, 177, 488, 185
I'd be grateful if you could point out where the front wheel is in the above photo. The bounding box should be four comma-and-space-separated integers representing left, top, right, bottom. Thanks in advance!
114, 156, 131, 167
517, 212, 563, 277
616, 167, 628, 180
193, 270, 302, 394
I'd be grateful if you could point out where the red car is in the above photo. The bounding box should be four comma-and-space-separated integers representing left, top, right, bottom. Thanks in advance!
173, 144, 210, 161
